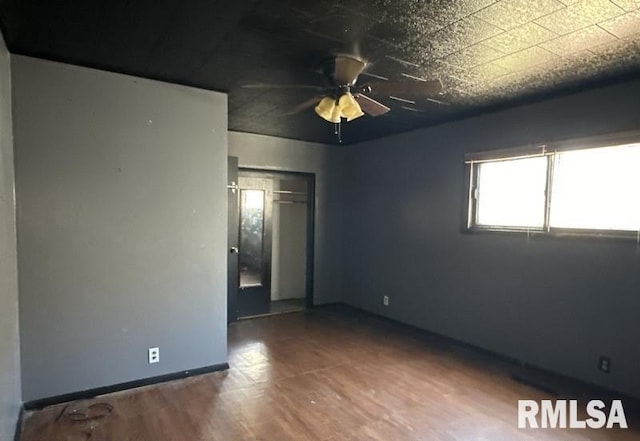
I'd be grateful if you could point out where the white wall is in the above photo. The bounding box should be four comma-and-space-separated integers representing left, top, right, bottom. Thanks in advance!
343, 78, 640, 398
13, 56, 229, 402
0, 31, 21, 441
229, 132, 345, 305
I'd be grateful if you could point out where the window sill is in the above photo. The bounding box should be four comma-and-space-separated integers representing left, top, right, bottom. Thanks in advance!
464, 226, 640, 242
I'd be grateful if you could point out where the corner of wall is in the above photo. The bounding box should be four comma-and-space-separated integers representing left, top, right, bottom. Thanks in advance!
0, 29, 23, 441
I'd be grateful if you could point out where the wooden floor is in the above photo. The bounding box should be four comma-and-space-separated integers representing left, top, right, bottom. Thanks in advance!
20, 306, 640, 440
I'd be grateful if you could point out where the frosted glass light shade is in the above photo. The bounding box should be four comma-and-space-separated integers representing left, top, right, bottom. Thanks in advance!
338, 92, 364, 121
315, 96, 340, 123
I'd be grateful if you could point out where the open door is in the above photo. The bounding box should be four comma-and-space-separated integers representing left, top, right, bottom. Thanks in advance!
227, 157, 239, 323
229, 167, 315, 320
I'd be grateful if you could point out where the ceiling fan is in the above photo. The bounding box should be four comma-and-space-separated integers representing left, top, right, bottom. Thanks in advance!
243, 54, 444, 129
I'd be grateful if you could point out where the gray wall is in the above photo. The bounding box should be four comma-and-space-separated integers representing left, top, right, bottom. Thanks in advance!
229, 132, 345, 304
0, 32, 21, 441
12, 56, 229, 402
343, 79, 640, 398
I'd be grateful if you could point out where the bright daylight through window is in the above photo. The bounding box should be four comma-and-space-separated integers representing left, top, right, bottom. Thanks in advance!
475, 157, 547, 229
468, 141, 640, 235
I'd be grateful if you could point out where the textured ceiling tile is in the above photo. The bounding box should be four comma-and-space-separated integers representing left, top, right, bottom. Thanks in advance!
468, 61, 512, 82
568, 38, 640, 82
610, 0, 640, 11
629, 30, 640, 41
482, 22, 557, 53
3, 0, 640, 144
442, 73, 477, 92
540, 25, 618, 55
457, 0, 502, 15
442, 43, 505, 67
474, 0, 565, 30
599, 9, 640, 37
443, 60, 510, 86
435, 60, 476, 83
505, 69, 546, 84
492, 46, 561, 71
487, 67, 547, 92
428, 0, 500, 26
589, 32, 640, 54
429, 15, 504, 57
376, 2, 448, 43
476, 61, 512, 76
535, 0, 624, 35
372, 0, 500, 60
545, 50, 601, 75
567, 49, 600, 61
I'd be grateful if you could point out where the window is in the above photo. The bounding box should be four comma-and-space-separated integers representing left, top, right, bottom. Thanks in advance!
467, 141, 640, 236
475, 157, 548, 229
550, 146, 640, 231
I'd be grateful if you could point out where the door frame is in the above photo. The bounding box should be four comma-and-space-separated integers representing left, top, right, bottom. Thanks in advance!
227, 157, 239, 323
237, 168, 316, 309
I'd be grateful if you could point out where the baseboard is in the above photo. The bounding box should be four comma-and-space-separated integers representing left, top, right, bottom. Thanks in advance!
23, 362, 229, 411
340, 303, 640, 406
342, 302, 523, 363
13, 404, 24, 441
310, 301, 347, 309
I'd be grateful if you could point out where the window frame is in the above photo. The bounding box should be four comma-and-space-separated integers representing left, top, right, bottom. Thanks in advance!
464, 131, 640, 240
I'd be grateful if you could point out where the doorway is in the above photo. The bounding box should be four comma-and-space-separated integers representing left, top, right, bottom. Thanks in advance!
227, 164, 314, 321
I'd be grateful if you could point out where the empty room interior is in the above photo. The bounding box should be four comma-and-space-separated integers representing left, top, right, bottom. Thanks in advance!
1, 0, 640, 440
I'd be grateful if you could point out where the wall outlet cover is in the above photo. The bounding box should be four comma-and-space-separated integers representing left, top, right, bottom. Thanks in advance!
148, 347, 160, 364
599, 356, 610, 373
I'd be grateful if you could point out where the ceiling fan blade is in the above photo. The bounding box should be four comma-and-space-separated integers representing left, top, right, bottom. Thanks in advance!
363, 79, 443, 98
354, 94, 390, 117
334, 55, 366, 85
283, 96, 322, 115
241, 83, 325, 91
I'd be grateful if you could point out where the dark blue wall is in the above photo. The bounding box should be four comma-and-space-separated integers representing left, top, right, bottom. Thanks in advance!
343, 79, 640, 398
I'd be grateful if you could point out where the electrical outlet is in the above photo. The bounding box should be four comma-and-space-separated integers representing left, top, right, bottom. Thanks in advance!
148, 347, 160, 364
599, 356, 610, 373
383, 296, 389, 307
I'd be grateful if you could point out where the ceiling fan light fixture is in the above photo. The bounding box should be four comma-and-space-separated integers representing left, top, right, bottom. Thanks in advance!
315, 96, 341, 123
315, 91, 365, 124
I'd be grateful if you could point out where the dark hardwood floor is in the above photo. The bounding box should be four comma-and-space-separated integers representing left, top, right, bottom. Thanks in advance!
19, 306, 640, 440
